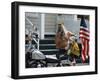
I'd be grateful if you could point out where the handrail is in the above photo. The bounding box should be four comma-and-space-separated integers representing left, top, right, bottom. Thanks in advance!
32, 33, 40, 50
25, 17, 39, 50
25, 17, 33, 27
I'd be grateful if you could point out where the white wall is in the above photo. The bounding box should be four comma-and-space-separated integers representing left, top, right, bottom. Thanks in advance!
0, 0, 99, 81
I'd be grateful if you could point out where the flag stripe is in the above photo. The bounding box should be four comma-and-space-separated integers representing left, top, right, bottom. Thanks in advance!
79, 32, 89, 37
85, 40, 87, 59
80, 30, 89, 34
80, 28, 90, 33
87, 41, 89, 56
81, 39, 86, 62
79, 35, 89, 41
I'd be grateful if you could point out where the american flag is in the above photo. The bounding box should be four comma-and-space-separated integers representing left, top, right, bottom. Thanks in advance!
79, 17, 89, 63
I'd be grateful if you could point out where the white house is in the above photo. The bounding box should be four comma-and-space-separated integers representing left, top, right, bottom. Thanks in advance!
25, 12, 89, 40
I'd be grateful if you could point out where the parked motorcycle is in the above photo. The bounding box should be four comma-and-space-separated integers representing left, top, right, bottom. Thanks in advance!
25, 32, 73, 68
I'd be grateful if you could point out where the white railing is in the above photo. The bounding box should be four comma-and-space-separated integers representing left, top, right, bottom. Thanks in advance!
25, 17, 33, 27
26, 17, 40, 50
32, 34, 39, 50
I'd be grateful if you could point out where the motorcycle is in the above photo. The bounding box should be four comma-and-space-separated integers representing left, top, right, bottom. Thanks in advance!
25, 31, 79, 68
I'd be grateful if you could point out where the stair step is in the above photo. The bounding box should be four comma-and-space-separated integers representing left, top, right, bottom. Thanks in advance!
40, 44, 56, 46
40, 49, 58, 51
32, 39, 55, 44
40, 49, 59, 55
40, 39, 55, 44
45, 34, 55, 38
39, 44, 56, 49
41, 38, 55, 40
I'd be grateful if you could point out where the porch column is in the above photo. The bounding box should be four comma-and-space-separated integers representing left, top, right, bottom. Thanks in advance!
39, 13, 45, 39
73, 14, 77, 21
